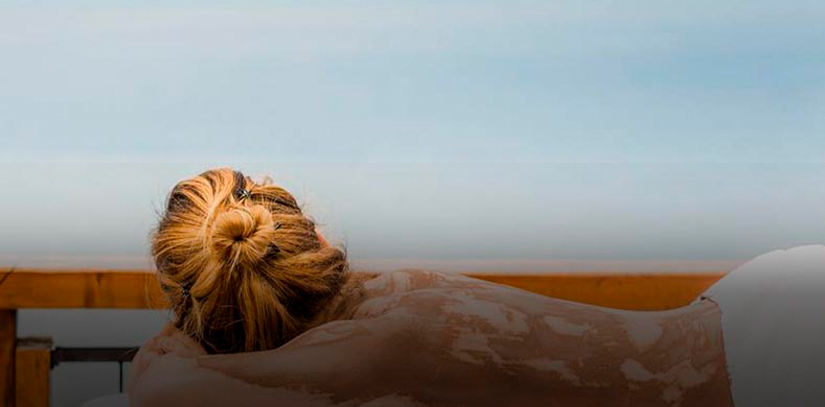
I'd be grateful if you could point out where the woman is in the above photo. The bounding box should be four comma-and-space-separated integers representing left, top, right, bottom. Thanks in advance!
124, 168, 825, 407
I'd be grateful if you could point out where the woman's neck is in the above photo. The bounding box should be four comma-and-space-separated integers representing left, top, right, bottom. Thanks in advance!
306, 271, 374, 329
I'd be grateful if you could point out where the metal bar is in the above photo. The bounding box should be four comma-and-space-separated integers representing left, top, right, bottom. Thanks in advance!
50, 347, 138, 368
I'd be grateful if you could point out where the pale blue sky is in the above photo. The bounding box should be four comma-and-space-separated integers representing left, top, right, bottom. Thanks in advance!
5, 4, 824, 404
1, 1, 824, 267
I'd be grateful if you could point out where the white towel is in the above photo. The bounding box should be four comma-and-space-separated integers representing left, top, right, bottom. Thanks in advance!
700, 245, 825, 407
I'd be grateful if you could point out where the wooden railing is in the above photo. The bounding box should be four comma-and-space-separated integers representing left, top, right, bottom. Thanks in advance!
0, 268, 726, 407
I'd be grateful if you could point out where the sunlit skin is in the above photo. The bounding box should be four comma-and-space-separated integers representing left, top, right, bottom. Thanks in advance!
316, 228, 329, 248
129, 252, 734, 407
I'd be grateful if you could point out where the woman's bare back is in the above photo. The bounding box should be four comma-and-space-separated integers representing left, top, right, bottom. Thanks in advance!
191, 270, 732, 407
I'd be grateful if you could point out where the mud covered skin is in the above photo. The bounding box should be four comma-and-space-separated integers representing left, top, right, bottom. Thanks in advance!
183, 270, 732, 407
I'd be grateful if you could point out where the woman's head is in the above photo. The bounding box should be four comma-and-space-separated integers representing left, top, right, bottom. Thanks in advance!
151, 168, 347, 354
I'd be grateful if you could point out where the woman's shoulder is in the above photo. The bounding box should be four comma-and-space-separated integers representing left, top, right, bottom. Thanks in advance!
345, 270, 487, 320
358, 269, 487, 295
349, 269, 581, 323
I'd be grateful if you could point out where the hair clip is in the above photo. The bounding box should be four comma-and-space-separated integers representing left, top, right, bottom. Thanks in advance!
235, 188, 251, 200
265, 243, 281, 260
181, 282, 192, 298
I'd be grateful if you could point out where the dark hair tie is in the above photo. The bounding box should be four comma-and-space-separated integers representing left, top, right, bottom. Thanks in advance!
181, 282, 192, 298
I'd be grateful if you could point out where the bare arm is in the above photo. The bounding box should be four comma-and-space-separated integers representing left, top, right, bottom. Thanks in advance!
132, 353, 349, 407
128, 323, 352, 407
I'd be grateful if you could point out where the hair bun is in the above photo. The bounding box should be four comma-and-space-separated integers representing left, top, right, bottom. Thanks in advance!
210, 205, 276, 268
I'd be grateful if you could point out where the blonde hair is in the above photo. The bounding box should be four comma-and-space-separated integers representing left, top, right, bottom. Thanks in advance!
151, 168, 348, 353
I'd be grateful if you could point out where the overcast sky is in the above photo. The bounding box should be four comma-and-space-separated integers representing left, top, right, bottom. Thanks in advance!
1, 1, 824, 268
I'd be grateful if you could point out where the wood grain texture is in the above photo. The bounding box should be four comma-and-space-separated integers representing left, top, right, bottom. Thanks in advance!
15, 339, 51, 407
0, 268, 725, 311
0, 269, 168, 310
0, 311, 15, 407
470, 273, 725, 310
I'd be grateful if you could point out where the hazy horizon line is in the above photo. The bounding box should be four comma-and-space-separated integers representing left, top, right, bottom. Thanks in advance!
0, 254, 744, 274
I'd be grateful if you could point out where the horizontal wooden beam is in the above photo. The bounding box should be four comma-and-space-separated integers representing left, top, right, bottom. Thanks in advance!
476, 273, 724, 310
0, 268, 725, 311
0, 269, 168, 309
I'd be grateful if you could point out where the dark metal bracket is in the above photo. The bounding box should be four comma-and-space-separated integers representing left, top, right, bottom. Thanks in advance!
50, 347, 139, 392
